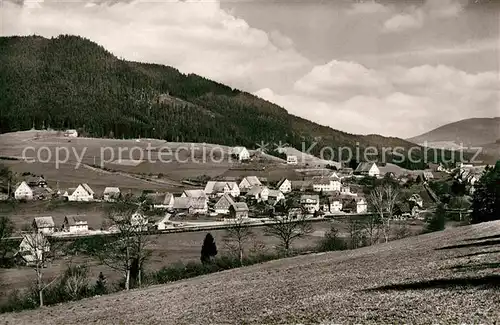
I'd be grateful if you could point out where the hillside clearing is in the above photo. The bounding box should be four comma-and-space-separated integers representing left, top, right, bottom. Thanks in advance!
2, 221, 500, 324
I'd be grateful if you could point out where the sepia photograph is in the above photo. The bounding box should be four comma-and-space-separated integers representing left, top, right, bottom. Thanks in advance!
0, 0, 499, 323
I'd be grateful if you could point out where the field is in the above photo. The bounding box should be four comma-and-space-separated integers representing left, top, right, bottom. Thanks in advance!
0, 130, 300, 194
0, 201, 426, 301
2, 221, 500, 323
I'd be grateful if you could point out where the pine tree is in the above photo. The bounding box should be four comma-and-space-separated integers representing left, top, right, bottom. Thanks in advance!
200, 233, 217, 264
470, 161, 500, 224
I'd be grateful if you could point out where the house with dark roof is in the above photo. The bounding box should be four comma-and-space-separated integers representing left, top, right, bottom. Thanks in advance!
62, 215, 88, 233
229, 202, 249, 219
173, 197, 208, 214
33, 217, 55, 235
214, 194, 236, 214
355, 162, 380, 177
146, 192, 174, 209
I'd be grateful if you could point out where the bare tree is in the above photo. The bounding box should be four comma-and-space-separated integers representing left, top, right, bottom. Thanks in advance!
369, 185, 400, 243
264, 213, 313, 256
19, 232, 60, 307
363, 213, 381, 245
223, 218, 254, 265
85, 202, 153, 290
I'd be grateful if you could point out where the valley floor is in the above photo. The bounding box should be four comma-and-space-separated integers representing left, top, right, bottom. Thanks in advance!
2, 221, 500, 324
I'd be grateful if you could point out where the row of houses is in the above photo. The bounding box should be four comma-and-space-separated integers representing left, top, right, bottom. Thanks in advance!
13, 179, 122, 202
32, 216, 89, 235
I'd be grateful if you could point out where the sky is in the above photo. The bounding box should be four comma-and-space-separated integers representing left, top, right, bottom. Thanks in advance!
1, 0, 499, 138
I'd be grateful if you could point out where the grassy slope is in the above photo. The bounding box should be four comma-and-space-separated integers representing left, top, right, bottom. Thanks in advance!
3, 221, 500, 324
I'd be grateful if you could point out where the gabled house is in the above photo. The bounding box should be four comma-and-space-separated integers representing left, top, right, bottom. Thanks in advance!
62, 215, 88, 233
14, 181, 33, 200
65, 183, 94, 202
181, 189, 207, 198
267, 190, 285, 206
204, 181, 240, 198
277, 178, 292, 193
239, 176, 262, 192
146, 192, 175, 209
229, 202, 249, 219
16, 233, 50, 266
231, 146, 250, 161
173, 197, 208, 214
26, 176, 47, 188
355, 162, 380, 177
300, 194, 320, 214
355, 197, 368, 213
214, 194, 236, 214
33, 217, 55, 235
103, 187, 121, 202
130, 212, 149, 231
245, 186, 269, 202
323, 196, 344, 213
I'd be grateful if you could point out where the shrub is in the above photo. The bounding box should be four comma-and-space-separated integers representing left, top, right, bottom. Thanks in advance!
424, 204, 446, 233
316, 226, 347, 252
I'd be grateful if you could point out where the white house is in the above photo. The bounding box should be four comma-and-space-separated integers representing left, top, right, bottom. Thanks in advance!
239, 176, 262, 192
64, 129, 78, 138
267, 189, 285, 205
204, 181, 240, 198
229, 202, 249, 219
181, 189, 207, 198
14, 181, 33, 200
245, 186, 269, 202
103, 187, 121, 202
312, 177, 341, 192
340, 186, 357, 196
327, 198, 343, 213
287, 155, 298, 165
32, 217, 55, 235
214, 194, 236, 214
300, 194, 320, 214
17, 233, 50, 266
277, 178, 292, 193
356, 197, 368, 214
355, 162, 380, 177
62, 215, 88, 233
65, 183, 94, 202
231, 146, 250, 161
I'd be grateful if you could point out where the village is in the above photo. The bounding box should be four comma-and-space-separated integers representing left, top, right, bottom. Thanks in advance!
4, 141, 487, 267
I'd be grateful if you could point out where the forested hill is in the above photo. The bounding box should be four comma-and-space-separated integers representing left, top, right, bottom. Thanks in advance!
0, 35, 451, 169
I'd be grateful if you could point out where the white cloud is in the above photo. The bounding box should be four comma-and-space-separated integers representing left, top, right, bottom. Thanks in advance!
1, 0, 309, 92
346, 2, 390, 15
383, 0, 465, 33
255, 61, 500, 138
383, 9, 424, 33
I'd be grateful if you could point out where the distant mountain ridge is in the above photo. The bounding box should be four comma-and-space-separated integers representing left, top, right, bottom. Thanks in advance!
0, 34, 456, 169
408, 117, 500, 148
